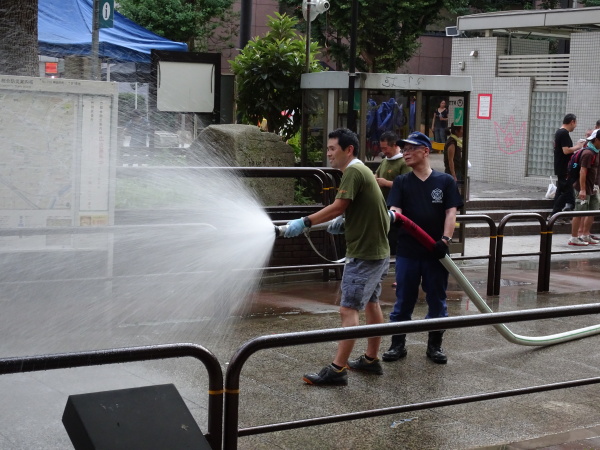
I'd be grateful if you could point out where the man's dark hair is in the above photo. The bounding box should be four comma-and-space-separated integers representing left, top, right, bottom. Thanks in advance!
563, 113, 577, 124
329, 128, 359, 156
379, 131, 398, 146
595, 119, 600, 128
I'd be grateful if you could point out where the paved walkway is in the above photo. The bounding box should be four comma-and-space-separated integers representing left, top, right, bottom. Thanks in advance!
4, 256, 600, 449
2, 163, 600, 449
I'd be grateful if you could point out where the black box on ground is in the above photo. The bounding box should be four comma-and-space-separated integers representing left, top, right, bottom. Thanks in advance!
62, 383, 210, 449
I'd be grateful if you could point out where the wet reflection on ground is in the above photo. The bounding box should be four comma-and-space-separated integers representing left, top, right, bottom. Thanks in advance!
253, 257, 600, 318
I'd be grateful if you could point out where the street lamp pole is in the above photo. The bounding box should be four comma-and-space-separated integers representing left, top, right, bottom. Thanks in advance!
91, 0, 100, 80
239, 0, 252, 49
347, 0, 358, 132
301, 3, 312, 166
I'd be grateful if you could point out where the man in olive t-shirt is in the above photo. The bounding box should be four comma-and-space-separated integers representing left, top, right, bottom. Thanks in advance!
283, 128, 390, 386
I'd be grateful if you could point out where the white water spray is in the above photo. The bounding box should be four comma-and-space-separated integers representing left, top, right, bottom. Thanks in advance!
0, 79, 276, 354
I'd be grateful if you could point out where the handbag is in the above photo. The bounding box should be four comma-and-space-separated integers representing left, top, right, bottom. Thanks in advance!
545, 176, 556, 199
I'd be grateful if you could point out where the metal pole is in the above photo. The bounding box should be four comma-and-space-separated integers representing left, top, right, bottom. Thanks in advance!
346, 0, 358, 132
300, 4, 312, 166
91, 0, 100, 80
239, 0, 253, 49
305, 5, 312, 74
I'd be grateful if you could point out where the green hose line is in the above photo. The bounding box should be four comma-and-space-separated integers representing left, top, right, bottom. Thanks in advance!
441, 255, 600, 346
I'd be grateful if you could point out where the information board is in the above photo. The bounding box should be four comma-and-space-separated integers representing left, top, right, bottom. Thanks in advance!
0, 76, 118, 230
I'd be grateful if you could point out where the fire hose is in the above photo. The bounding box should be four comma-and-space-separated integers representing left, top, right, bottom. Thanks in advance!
275, 213, 600, 346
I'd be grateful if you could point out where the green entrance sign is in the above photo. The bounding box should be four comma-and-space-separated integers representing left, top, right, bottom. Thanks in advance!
99, 0, 114, 29
454, 107, 464, 126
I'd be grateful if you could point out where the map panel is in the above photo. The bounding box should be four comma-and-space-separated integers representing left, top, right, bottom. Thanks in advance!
0, 91, 76, 214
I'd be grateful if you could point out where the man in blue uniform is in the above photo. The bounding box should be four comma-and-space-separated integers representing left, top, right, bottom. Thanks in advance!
384, 132, 463, 364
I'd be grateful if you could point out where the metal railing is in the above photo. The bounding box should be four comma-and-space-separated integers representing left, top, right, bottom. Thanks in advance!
118, 166, 337, 207
494, 212, 548, 295
542, 211, 600, 292
491, 211, 600, 294
455, 214, 497, 295
4, 304, 600, 448
2, 207, 598, 297
268, 213, 498, 290
0, 344, 224, 450
222, 303, 600, 449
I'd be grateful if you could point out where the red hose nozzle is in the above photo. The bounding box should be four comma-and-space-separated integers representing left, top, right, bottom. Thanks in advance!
390, 211, 435, 252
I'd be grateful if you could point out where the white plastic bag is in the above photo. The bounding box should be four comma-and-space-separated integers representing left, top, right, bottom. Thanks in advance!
545, 176, 556, 199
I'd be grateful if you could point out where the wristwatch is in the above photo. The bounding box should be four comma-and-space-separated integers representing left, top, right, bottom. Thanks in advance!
302, 216, 312, 228
441, 236, 453, 244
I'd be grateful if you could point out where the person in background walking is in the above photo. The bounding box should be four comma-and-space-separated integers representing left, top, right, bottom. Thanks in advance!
444, 123, 464, 182
551, 113, 584, 221
375, 131, 412, 287
431, 100, 448, 144
375, 131, 412, 201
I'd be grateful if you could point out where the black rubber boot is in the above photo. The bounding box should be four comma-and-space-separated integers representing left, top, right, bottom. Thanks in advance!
382, 334, 407, 362
426, 331, 447, 364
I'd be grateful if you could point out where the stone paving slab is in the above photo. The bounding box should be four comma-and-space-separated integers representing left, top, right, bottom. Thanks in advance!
1, 253, 600, 449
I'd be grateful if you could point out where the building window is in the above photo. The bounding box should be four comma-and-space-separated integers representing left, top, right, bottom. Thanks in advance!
527, 91, 567, 176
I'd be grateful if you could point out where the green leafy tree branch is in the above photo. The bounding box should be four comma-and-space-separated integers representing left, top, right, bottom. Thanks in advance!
280, 0, 468, 73
116, 0, 236, 51
230, 13, 323, 140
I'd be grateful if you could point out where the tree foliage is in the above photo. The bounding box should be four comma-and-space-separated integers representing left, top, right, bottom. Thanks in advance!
456, 0, 557, 13
280, 0, 593, 72
280, 0, 468, 73
116, 0, 236, 51
0, 0, 38, 76
230, 13, 323, 140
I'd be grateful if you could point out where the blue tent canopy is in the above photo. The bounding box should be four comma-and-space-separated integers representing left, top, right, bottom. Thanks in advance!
39, 0, 188, 63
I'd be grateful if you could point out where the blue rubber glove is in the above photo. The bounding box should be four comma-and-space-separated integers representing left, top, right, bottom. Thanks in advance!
327, 216, 345, 235
283, 218, 307, 238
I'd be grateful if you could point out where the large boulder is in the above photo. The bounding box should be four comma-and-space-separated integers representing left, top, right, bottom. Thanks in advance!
193, 125, 295, 206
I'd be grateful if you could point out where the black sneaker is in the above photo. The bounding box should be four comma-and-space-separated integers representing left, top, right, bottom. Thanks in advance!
303, 364, 348, 386
347, 355, 383, 375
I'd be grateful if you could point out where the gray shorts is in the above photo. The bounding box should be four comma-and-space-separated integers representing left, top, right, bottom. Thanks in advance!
340, 257, 390, 311
574, 191, 600, 211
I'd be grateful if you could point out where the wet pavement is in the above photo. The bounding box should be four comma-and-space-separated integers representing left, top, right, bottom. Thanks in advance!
2, 160, 600, 449
1, 235, 600, 449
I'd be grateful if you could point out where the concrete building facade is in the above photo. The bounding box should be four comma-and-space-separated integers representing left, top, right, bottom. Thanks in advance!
450, 7, 600, 187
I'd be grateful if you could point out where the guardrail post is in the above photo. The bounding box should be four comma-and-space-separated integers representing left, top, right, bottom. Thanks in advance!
494, 213, 546, 296
455, 214, 496, 296
493, 228, 504, 296
537, 218, 549, 293
542, 211, 600, 292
